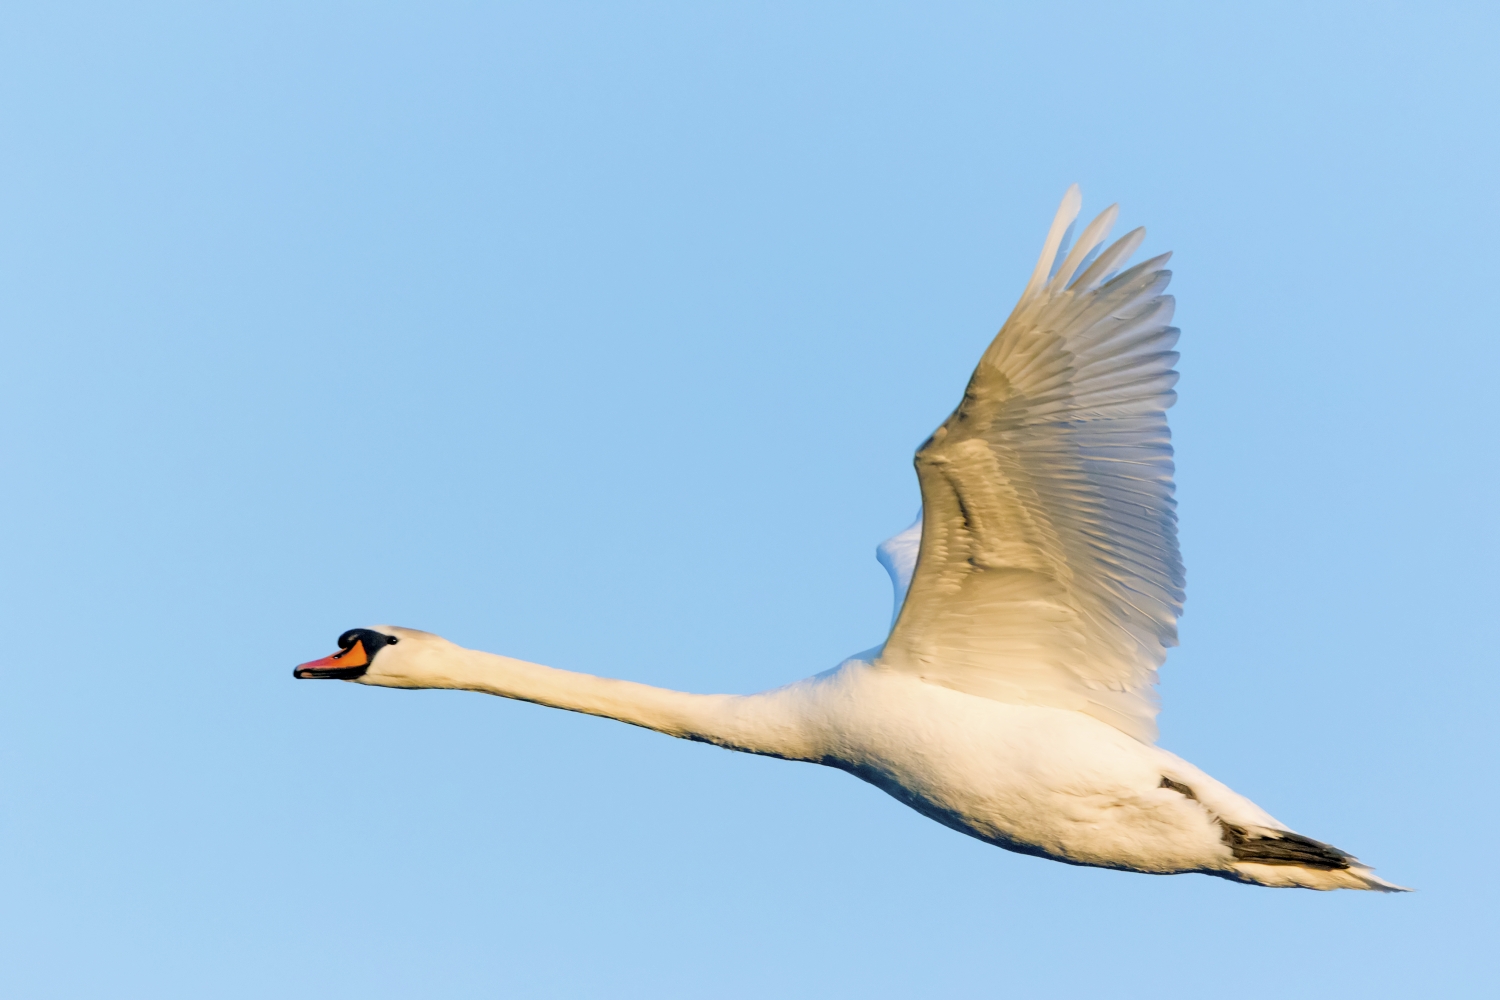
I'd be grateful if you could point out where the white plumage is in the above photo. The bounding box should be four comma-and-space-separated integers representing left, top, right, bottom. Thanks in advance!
298, 187, 1404, 891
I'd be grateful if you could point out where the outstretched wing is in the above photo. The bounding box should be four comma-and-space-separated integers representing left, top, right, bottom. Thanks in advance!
876, 186, 1183, 743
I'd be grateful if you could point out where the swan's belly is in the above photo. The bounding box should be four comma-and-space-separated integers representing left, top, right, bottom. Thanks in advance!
803, 668, 1229, 873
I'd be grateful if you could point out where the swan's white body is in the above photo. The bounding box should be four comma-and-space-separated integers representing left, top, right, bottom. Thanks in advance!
307, 188, 1403, 891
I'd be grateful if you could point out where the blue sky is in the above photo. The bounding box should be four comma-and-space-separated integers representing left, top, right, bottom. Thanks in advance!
2, 2, 1496, 996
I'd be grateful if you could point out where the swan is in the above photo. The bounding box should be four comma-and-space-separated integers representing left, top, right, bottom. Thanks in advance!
296, 186, 1404, 891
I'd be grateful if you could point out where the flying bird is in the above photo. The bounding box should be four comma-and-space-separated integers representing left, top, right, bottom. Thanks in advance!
297, 187, 1403, 891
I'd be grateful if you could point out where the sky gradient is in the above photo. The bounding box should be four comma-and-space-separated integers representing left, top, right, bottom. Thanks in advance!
2, 3, 1496, 997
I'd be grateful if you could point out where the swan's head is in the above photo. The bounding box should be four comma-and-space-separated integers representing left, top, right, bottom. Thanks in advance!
294, 625, 451, 688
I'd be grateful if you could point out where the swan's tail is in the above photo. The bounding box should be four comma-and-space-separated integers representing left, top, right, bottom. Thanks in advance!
1221, 825, 1411, 891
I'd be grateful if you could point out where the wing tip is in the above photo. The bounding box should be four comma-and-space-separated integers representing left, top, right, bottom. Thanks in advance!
1021, 185, 1085, 303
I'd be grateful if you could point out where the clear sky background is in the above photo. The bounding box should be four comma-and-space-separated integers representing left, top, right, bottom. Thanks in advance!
2, 2, 1496, 997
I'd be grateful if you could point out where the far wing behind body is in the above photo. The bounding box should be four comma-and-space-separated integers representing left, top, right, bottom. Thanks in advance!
876, 511, 922, 628
877, 187, 1184, 744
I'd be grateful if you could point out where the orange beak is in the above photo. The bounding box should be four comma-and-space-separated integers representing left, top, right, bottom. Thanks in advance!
294, 639, 371, 679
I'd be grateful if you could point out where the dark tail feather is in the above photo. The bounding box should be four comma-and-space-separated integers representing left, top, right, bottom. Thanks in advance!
1220, 823, 1352, 870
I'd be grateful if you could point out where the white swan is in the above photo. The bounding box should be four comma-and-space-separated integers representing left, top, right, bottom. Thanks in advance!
297, 187, 1404, 891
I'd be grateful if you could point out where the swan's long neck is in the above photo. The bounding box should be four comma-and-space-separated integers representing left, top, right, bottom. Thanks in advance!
364, 638, 823, 762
